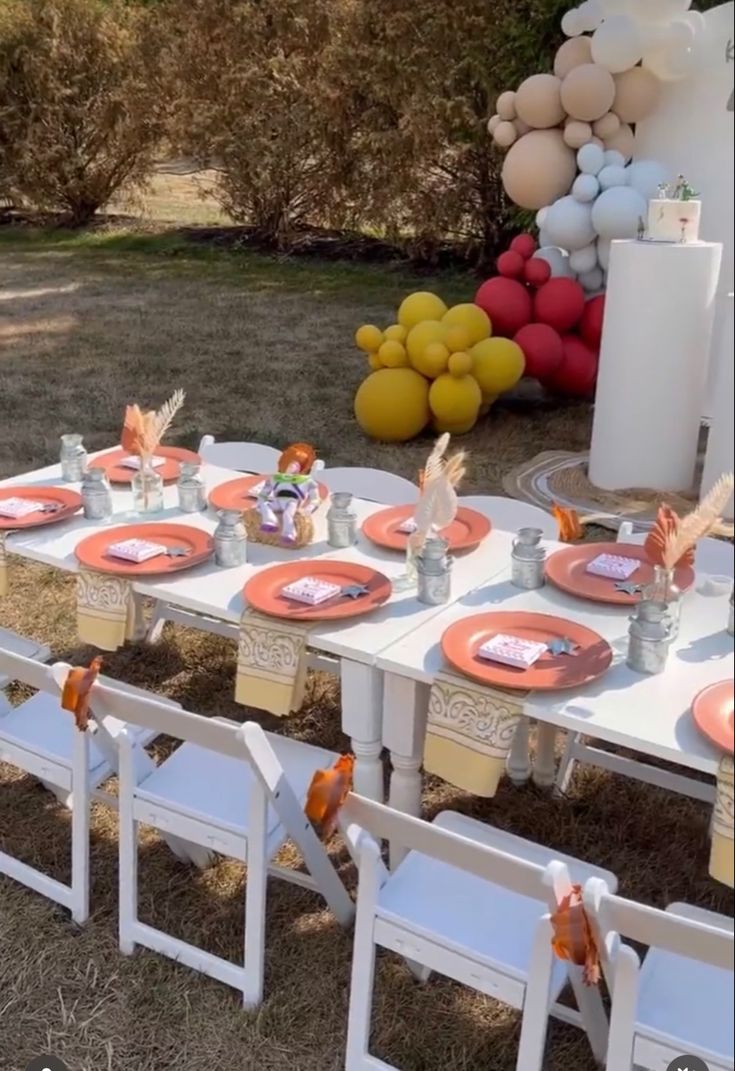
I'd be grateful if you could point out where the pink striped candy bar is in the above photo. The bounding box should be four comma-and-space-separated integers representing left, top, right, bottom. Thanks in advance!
585, 553, 639, 580
119, 456, 166, 470
281, 576, 341, 605
478, 633, 548, 669
0, 496, 46, 518
107, 538, 168, 563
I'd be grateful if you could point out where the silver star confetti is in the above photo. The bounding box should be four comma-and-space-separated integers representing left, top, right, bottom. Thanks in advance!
164, 546, 190, 558
614, 581, 643, 596
340, 584, 369, 599
547, 637, 580, 657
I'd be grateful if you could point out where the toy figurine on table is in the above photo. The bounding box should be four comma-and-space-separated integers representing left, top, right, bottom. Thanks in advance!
245, 442, 323, 548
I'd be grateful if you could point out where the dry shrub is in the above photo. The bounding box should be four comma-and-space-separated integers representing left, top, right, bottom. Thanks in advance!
0, 0, 165, 225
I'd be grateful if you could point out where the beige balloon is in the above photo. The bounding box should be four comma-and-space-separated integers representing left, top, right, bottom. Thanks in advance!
554, 35, 594, 78
493, 120, 518, 148
514, 117, 531, 136
592, 111, 621, 139
515, 73, 565, 129
487, 113, 501, 135
613, 67, 662, 124
604, 121, 635, 161
501, 128, 578, 210
560, 63, 616, 122
589, 136, 605, 148
563, 119, 593, 149
496, 90, 517, 121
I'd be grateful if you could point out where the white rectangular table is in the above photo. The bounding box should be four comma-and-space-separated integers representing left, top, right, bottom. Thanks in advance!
376, 542, 733, 830
1, 453, 516, 799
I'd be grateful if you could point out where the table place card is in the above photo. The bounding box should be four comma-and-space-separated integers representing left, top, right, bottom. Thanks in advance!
107, 538, 168, 563
478, 633, 548, 670
0, 496, 46, 518
281, 576, 342, 605
397, 516, 418, 534
119, 455, 166, 471
585, 553, 640, 580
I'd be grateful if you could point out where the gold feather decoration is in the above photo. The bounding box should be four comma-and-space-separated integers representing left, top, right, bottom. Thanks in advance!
410, 434, 466, 553
661, 473, 734, 571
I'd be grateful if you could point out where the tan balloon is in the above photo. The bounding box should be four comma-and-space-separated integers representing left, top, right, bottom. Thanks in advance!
560, 63, 616, 122
554, 35, 594, 78
589, 136, 605, 148
487, 113, 501, 135
592, 111, 620, 139
563, 119, 593, 149
514, 118, 531, 136
613, 67, 662, 124
496, 90, 517, 121
604, 121, 635, 162
515, 73, 565, 129
493, 120, 518, 148
501, 128, 578, 210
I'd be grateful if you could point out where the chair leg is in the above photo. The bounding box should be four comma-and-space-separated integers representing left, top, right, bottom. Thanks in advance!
70, 790, 90, 925
118, 741, 138, 956
555, 731, 580, 796
568, 963, 609, 1065
242, 788, 268, 1009
146, 601, 167, 645
516, 919, 555, 1071
346, 906, 380, 1067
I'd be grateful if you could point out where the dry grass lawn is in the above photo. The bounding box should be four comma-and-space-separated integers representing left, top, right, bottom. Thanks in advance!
1, 229, 732, 1071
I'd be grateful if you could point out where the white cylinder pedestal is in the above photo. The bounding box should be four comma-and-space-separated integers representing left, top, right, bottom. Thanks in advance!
701, 292, 734, 521
589, 239, 722, 492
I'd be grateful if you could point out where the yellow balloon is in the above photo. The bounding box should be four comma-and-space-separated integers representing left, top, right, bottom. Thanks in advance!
432, 416, 479, 435
445, 324, 472, 353
398, 291, 448, 330
355, 324, 384, 353
368, 352, 383, 371
478, 392, 498, 416
354, 367, 430, 442
429, 372, 482, 425
378, 339, 408, 367
470, 338, 525, 395
383, 323, 408, 343
442, 303, 492, 346
406, 320, 448, 365
413, 341, 450, 379
448, 351, 473, 377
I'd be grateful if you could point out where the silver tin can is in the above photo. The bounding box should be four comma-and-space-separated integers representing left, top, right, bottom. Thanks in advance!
627, 599, 673, 675
728, 586, 734, 637
81, 467, 112, 521
60, 433, 87, 482
327, 491, 357, 549
511, 527, 546, 590
643, 564, 681, 640
416, 536, 452, 605
177, 462, 206, 513
214, 509, 247, 567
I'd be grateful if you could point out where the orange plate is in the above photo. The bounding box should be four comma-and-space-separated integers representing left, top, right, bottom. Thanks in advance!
243, 560, 392, 622
0, 486, 82, 530
545, 542, 695, 606
692, 680, 734, 754
209, 475, 329, 512
362, 504, 491, 553
441, 611, 613, 691
75, 523, 214, 576
94, 447, 201, 484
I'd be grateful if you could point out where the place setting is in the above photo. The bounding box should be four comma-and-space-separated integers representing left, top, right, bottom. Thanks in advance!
0, 486, 83, 529
75, 523, 214, 576
243, 560, 392, 622
544, 541, 695, 605
361, 503, 491, 553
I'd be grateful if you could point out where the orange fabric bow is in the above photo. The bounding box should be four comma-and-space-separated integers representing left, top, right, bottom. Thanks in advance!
643, 504, 695, 569
552, 503, 584, 543
550, 883, 601, 986
304, 754, 355, 840
60, 656, 103, 732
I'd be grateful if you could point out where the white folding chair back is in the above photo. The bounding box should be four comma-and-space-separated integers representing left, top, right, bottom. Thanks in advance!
320, 467, 418, 506
0, 627, 50, 689
616, 524, 734, 579
87, 681, 354, 1007
583, 878, 734, 1071
197, 434, 280, 474
341, 796, 617, 1071
458, 495, 557, 538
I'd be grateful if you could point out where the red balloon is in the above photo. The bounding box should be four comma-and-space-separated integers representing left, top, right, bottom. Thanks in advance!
534, 277, 586, 333
475, 277, 533, 337
523, 257, 551, 288
544, 335, 598, 397
513, 323, 564, 381
509, 233, 537, 260
580, 293, 606, 351
497, 250, 525, 279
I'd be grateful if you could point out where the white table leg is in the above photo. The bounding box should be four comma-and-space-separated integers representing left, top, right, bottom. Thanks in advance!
340, 660, 384, 803
130, 591, 148, 642
533, 722, 558, 788
506, 717, 531, 785
382, 673, 430, 867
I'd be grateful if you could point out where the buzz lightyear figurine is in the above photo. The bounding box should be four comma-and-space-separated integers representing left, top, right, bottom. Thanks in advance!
257, 442, 322, 544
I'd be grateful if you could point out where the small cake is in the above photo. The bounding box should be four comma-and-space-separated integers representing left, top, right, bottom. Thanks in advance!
478, 633, 548, 670
281, 576, 341, 605
585, 553, 639, 580
0, 496, 46, 518
647, 177, 701, 243
107, 538, 168, 563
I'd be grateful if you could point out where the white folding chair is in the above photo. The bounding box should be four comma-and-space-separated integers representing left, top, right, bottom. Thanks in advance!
341, 796, 618, 1070
86, 679, 354, 1007
197, 434, 281, 474
0, 626, 50, 688
583, 877, 734, 1071
320, 467, 418, 506
458, 494, 557, 538
0, 649, 177, 922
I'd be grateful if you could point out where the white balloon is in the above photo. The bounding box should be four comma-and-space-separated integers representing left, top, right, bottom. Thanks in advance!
543, 195, 597, 251
591, 15, 644, 73
561, 9, 584, 37
536, 207, 549, 229
603, 150, 626, 168
579, 266, 605, 292
598, 0, 632, 12
597, 237, 612, 270
572, 173, 601, 202
533, 246, 575, 278
578, 142, 606, 175
592, 185, 648, 239
626, 159, 669, 200
634, 0, 692, 25
598, 164, 628, 189
577, 0, 604, 31
569, 244, 599, 273
538, 228, 553, 249
642, 40, 694, 81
